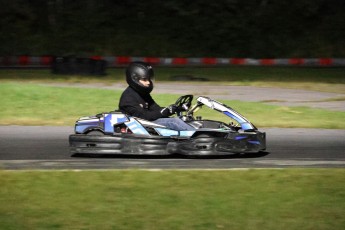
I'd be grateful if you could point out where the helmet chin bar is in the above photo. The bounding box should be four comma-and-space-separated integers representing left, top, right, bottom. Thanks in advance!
131, 80, 153, 95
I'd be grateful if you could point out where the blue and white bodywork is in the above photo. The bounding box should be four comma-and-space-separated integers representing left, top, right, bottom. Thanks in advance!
196, 96, 256, 131
69, 95, 266, 156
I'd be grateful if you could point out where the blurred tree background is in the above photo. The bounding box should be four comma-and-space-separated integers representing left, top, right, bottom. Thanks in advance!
0, 0, 344, 58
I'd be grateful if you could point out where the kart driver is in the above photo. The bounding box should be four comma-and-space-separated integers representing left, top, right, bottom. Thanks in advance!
119, 61, 194, 131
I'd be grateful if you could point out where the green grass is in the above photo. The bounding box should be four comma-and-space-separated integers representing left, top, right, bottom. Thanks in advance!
1, 67, 344, 93
0, 82, 344, 128
0, 169, 344, 230
1, 67, 344, 128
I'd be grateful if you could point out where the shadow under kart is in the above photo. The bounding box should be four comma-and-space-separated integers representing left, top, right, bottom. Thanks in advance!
71, 151, 270, 159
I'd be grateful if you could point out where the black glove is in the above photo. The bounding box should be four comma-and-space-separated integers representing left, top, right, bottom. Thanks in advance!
161, 104, 177, 117
180, 103, 190, 111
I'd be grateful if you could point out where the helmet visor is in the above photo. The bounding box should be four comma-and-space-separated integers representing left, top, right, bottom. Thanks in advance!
139, 75, 154, 82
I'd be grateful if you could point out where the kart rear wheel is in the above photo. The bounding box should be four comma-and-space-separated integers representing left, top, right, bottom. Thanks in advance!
193, 133, 212, 138
87, 130, 104, 135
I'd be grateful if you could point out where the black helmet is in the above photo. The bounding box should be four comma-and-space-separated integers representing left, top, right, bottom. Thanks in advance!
126, 61, 154, 94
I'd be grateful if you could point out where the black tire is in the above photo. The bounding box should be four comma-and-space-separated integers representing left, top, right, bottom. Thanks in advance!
193, 133, 212, 138
87, 130, 104, 136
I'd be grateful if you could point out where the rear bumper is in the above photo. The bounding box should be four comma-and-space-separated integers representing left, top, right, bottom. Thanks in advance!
69, 134, 171, 155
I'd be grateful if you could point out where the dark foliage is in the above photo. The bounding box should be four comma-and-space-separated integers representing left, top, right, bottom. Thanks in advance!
0, 0, 344, 57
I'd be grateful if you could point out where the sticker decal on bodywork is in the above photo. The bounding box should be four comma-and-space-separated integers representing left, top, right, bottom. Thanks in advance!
104, 113, 128, 133
126, 118, 150, 135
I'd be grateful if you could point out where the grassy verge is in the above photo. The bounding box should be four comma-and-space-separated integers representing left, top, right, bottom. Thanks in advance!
0, 169, 344, 230
1, 82, 344, 128
1, 66, 344, 93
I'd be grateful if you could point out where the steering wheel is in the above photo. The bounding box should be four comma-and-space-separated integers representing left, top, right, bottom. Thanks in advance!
174, 95, 193, 112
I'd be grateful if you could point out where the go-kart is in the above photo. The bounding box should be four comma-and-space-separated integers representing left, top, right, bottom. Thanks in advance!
69, 95, 266, 156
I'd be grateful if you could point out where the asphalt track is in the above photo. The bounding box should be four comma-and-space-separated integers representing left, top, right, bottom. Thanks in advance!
0, 126, 344, 170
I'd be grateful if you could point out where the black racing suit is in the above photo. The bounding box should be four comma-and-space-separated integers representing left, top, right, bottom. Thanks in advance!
118, 86, 167, 121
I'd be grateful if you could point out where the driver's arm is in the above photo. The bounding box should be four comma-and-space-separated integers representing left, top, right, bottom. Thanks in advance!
119, 92, 167, 121
121, 103, 164, 121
